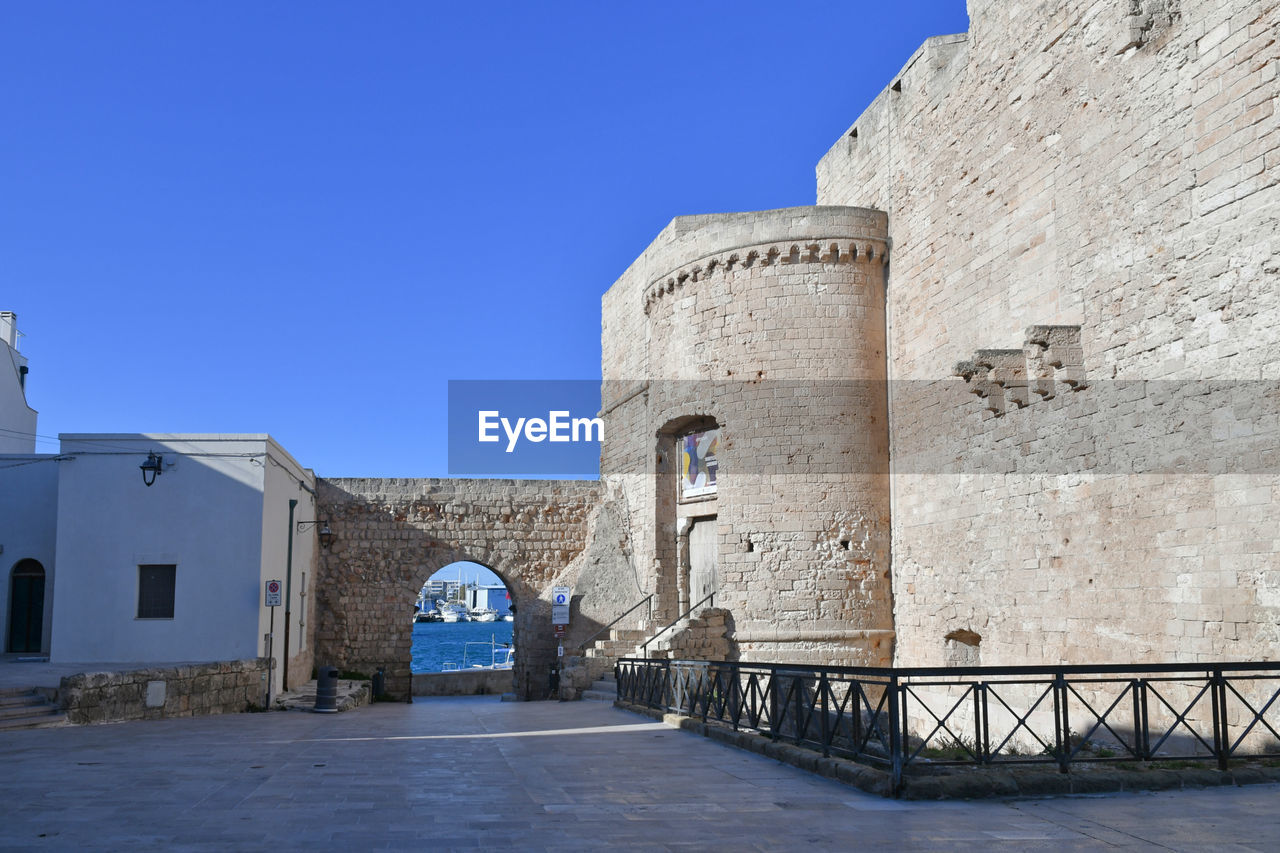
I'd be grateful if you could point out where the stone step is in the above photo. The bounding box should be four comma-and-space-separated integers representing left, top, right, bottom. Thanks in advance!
0, 685, 40, 698
0, 692, 48, 708
0, 707, 66, 730
0, 700, 54, 720
581, 686, 617, 702
609, 629, 646, 642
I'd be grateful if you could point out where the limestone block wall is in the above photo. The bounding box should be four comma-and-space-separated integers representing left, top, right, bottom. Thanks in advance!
649, 608, 732, 662
59, 660, 270, 724
601, 206, 895, 667
411, 669, 513, 697
816, 0, 1280, 666
315, 477, 604, 699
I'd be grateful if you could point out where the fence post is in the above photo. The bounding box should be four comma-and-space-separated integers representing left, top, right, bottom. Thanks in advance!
788, 671, 798, 742
662, 658, 672, 712
1212, 668, 1229, 771
1132, 679, 1149, 761
730, 662, 742, 731
1054, 671, 1070, 774
975, 682, 988, 764
701, 664, 710, 724
888, 672, 903, 795
769, 669, 780, 742
820, 672, 831, 758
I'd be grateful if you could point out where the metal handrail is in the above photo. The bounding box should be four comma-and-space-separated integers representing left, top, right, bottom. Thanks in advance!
614, 656, 1280, 795
576, 593, 654, 652
641, 591, 715, 658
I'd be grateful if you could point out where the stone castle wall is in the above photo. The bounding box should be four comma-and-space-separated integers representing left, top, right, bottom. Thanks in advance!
814, 0, 1279, 667
315, 477, 607, 699
311, 1, 1277, 683
601, 206, 896, 667
60, 659, 271, 724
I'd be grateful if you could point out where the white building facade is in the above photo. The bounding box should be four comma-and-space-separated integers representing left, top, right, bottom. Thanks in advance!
0, 316, 319, 695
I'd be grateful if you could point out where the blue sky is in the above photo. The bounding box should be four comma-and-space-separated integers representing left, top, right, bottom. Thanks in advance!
2, 2, 969, 476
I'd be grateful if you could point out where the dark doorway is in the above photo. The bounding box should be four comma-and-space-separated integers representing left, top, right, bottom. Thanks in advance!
8, 560, 45, 654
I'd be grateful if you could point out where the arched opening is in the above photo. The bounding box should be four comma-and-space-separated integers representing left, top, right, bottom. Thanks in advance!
410, 561, 515, 677
8, 559, 45, 654
655, 416, 720, 622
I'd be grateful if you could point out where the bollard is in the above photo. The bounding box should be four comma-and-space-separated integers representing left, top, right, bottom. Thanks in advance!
372, 667, 385, 700
314, 666, 339, 713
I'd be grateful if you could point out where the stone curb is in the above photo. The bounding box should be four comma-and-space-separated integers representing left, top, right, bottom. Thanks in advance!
614, 700, 1280, 800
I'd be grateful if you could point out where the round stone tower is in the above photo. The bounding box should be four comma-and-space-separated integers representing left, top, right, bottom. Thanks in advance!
601, 205, 893, 666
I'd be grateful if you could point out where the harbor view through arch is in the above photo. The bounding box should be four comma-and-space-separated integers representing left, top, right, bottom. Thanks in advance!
411, 561, 514, 674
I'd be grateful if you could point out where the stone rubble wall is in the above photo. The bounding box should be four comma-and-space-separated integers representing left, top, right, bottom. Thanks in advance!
59, 659, 271, 724
412, 669, 513, 697
813, 0, 1280, 667
315, 477, 604, 700
650, 608, 732, 661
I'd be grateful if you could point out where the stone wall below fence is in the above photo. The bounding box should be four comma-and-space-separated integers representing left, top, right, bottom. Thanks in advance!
647, 608, 732, 661
59, 659, 271, 724
412, 669, 514, 697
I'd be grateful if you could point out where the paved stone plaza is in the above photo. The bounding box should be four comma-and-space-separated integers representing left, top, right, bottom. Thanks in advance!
0, 698, 1276, 851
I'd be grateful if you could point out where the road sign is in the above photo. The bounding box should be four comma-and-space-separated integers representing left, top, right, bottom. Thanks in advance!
265, 579, 282, 608
551, 586, 571, 624
554, 624, 567, 638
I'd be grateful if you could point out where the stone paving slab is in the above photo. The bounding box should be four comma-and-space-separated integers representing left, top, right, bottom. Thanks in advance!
0, 696, 1276, 851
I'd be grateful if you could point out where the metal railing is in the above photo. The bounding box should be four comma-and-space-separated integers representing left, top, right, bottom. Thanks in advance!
639, 592, 715, 658
576, 593, 654, 652
615, 658, 1280, 793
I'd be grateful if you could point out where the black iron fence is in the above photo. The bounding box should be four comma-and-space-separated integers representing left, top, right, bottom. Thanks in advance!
616, 658, 1280, 792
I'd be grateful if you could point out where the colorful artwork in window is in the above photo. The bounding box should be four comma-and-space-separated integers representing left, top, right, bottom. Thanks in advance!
679, 429, 719, 499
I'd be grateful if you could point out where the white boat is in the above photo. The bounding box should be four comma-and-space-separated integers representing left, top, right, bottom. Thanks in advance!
471, 608, 498, 622
501, 613, 514, 622
464, 636, 515, 670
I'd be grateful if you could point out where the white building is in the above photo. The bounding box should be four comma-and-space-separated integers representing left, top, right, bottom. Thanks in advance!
0, 312, 37, 455
0, 314, 319, 696
466, 584, 511, 616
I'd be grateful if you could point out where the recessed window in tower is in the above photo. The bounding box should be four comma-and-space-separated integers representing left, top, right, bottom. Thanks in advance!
678, 428, 719, 501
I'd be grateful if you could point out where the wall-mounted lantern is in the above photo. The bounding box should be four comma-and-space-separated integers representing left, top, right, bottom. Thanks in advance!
297, 519, 334, 549
140, 452, 163, 487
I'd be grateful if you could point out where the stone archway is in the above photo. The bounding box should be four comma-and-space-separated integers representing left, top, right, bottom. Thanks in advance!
654, 414, 720, 623
315, 477, 601, 699
411, 559, 515, 673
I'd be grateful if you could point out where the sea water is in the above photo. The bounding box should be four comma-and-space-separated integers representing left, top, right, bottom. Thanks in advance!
410, 620, 515, 673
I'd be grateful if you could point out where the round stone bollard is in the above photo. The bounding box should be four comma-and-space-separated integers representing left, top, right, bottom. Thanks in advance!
314, 666, 339, 713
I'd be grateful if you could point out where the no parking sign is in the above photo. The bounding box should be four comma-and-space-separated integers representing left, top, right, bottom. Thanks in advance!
265, 579, 282, 607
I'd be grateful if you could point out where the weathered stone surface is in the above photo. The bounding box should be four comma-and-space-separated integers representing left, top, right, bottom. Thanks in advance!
412, 669, 513, 697
309, 2, 1278, 736
815, 0, 1280, 674
315, 477, 608, 700
59, 659, 270, 724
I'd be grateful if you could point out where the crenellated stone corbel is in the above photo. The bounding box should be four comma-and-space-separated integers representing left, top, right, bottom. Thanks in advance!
1026, 325, 1087, 390
978, 348, 1030, 410
955, 325, 1086, 416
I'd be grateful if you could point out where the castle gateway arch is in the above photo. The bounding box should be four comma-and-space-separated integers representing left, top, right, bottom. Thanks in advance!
315, 477, 600, 699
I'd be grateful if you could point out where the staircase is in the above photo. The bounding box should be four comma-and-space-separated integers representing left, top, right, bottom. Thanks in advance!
581, 671, 617, 702
569, 606, 732, 701
0, 686, 66, 730
582, 627, 648, 681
